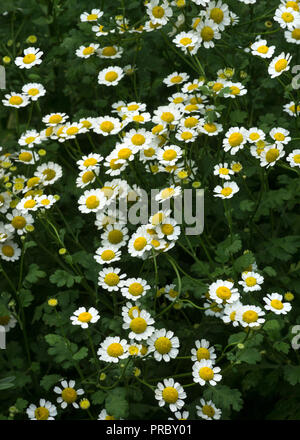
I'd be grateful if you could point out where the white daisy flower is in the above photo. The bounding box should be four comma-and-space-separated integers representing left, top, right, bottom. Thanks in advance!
121, 301, 141, 321
259, 143, 285, 168
16, 149, 38, 165
97, 336, 129, 363
164, 284, 180, 302
213, 181, 240, 199
274, 6, 300, 30
251, 39, 275, 58
269, 127, 291, 144
247, 127, 266, 143
168, 410, 189, 420
98, 409, 122, 420
148, 329, 180, 362
80, 9, 103, 22
239, 271, 264, 292
78, 189, 107, 214
152, 104, 184, 126
155, 378, 186, 412
77, 153, 103, 171
98, 66, 124, 86
35, 194, 57, 209
222, 301, 242, 327
163, 71, 190, 87
283, 100, 300, 117
123, 308, 155, 341
191, 339, 217, 363
92, 24, 109, 37
120, 278, 151, 301
92, 116, 122, 136
16, 196, 39, 213
196, 399, 222, 420
15, 47, 43, 69
196, 19, 221, 49
285, 27, 300, 44
70, 307, 100, 329
198, 120, 223, 136
155, 185, 182, 202
209, 279, 240, 305
223, 127, 248, 154
97, 45, 123, 59
2, 92, 30, 108
6, 209, 34, 236
287, 149, 300, 167
0, 314, 17, 332
94, 245, 121, 265
206, 1, 231, 30
22, 83, 46, 100
213, 163, 234, 180
175, 128, 198, 143
128, 228, 152, 257
173, 31, 200, 54
36, 162, 63, 185
236, 305, 265, 328
0, 241, 21, 262
76, 168, 99, 188
268, 52, 292, 78
146, 0, 173, 25
18, 130, 42, 148
42, 112, 69, 126
192, 359, 222, 386
156, 145, 183, 166
263, 293, 292, 315
26, 399, 57, 420
156, 218, 180, 241
0, 192, 12, 214
76, 43, 99, 58
98, 267, 126, 291
54, 380, 84, 409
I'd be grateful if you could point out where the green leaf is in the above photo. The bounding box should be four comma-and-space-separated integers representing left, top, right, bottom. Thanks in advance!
284, 365, 300, 386
233, 252, 255, 273
15, 398, 28, 412
203, 385, 243, 412
91, 390, 106, 405
50, 270, 82, 288
237, 348, 262, 365
18, 289, 34, 308
105, 387, 129, 419
73, 347, 88, 361
274, 341, 290, 354
40, 374, 62, 391
24, 264, 46, 285
0, 376, 15, 390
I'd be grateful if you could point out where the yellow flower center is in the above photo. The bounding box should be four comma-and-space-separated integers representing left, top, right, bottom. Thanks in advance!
257, 45, 269, 54
168, 289, 179, 298
220, 187, 233, 197
82, 170, 95, 184
102, 46, 117, 57
61, 387, 77, 403
274, 132, 285, 141
181, 131, 193, 140
216, 286, 232, 300
199, 367, 214, 381
83, 158, 97, 167
155, 337, 172, 354
201, 26, 214, 41
105, 71, 118, 82
11, 216, 26, 229
265, 148, 280, 163
161, 188, 175, 199
2, 245, 14, 257
203, 123, 217, 133
161, 112, 175, 123
107, 230, 123, 245
19, 152, 32, 162
292, 28, 300, 39
131, 134, 145, 146
83, 46, 95, 56
196, 347, 210, 361
163, 150, 177, 161
128, 282, 144, 296
270, 299, 284, 310
161, 224, 174, 235
282, 12, 294, 22
275, 59, 288, 73
105, 415, 115, 420
24, 200, 36, 209
117, 148, 132, 160
184, 116, 198, 128
104, 273, 120, 286
228, 133, 243, 147
230, 311, 236, 321
78, 312, 92, 323
49, 114, 63, 124
41, 199, 50, 206
87, 13, 98, 20
85, 195, 99, 209
9, 96, 23, 106
249, 132, 260, 141
34, 407, 49, 420
130, 317, 147, 334
180, 37, 192, 46
23, 53, 36, 64
66, 126, 79, 136
242, 310, 258, 323
202, 405, 215, 418
212, 82, 224, 92
134, 237, 147, 251
170, 75, 183, 83
245, 276, 257, 287
210, 7, 224, 24
101, 250, 115, 261
27, 88, 39, 96
133, 115, 144, 123
219, 167, 229, 175
25, 136, 36, 144
0, 315, 10, 325
152, 5, 165, 18
144, 147, 155, 157
293, 154, 300, 163
162, 387, 178, 404
110, 159, 123, 170
107, 342, 124, 357
230, 86, 240, 95
100, 121, 114, 133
